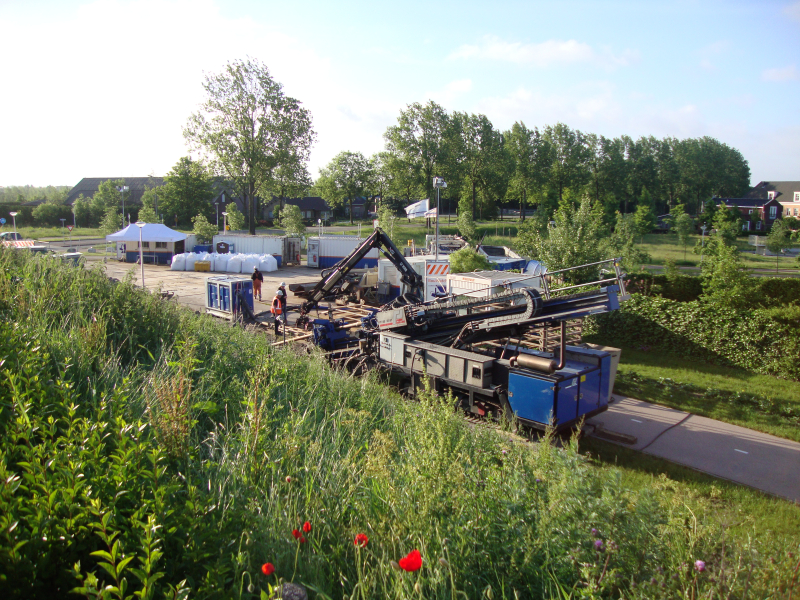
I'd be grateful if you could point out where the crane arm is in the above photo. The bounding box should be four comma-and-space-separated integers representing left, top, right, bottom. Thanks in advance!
300, 228, 422, 315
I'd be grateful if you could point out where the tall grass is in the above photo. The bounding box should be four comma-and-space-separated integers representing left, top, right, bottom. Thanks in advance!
1, 248, 799, 599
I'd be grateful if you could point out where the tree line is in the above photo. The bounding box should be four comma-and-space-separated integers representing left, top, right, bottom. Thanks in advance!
316, 101, 751, 225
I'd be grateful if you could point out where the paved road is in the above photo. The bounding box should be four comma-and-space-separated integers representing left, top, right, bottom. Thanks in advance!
586, 396, 800, 503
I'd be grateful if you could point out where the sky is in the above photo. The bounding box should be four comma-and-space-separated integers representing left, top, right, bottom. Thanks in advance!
1, 0, 798, 188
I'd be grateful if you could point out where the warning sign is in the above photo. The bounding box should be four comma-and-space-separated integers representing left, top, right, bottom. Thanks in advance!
67, 225, 74, 232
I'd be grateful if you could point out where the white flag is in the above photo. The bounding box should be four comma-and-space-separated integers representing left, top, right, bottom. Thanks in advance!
404, 199, 429, 218
424, 207, 438, 218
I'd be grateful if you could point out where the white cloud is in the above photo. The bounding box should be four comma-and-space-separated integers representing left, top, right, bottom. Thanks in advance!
785, 1, 800, 23
762, 65, 800, 81
448, 36, 638, 69
426, 78, 473, 105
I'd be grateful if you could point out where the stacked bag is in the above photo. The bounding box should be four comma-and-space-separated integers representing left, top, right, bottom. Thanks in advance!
170, 252, 279, 273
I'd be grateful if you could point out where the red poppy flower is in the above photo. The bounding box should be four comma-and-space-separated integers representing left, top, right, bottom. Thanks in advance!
302, 521, 312, 533
299, 535, 307, 543
354, 533, 369, 548
261, 563, 275, 576
292, 529, 302, 540
398, 549, 422, 572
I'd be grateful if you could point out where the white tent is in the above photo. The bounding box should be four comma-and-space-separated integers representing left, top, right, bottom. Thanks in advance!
404, 199, 429, 218
106, 223, 187, 243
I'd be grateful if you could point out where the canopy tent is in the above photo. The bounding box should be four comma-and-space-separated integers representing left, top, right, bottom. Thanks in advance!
106, 223, 187, 243
404, 199, 429, 218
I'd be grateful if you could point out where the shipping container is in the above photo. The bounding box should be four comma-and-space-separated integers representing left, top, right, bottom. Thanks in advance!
446, 271, 541, 299
212, 234, 302, 267
306, 236, 379, 269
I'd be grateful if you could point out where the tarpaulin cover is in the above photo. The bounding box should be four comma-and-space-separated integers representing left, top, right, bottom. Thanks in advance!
106, 223, 187, 243
404, 199, 429, 218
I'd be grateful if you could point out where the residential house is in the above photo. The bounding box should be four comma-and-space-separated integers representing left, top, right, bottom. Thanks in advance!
65, 177, 165, 208
711, 180, 800, 231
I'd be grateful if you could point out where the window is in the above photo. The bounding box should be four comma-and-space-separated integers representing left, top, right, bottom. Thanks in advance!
768, 191, 776, 200
795, 208, 799, 216
140, 241, 150, 249
756, 221, 762, 230
748, 208, 754, 215
155, 241, 167, 249
770, 206, 777, 218
794, 192, 800, 202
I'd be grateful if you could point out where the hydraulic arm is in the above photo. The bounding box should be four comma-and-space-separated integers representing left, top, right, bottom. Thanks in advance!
300, 228, 423, 315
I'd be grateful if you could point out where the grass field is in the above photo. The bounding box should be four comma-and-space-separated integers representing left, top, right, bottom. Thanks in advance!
10, 225, 105, 239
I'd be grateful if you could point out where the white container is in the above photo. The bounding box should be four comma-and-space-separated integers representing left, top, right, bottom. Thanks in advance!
213, 234, 284, 256
446, 271, 540, 299
306, 236, 379, 269
170, 253, 186, 271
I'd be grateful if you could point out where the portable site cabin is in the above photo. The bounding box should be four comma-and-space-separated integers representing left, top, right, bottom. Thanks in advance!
205, 276, 254, 320
211, 234, 302, 267
106, 224, 187, 265
378, 255, 450, 302
307, 236, 380, 269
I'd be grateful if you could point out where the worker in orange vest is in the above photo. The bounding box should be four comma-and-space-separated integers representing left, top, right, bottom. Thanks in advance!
271, 283, 287, 334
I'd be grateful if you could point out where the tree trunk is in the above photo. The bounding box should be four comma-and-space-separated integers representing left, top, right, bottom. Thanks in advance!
248, 182, 256, 235
521, 189, 526, 222
471, 180, 476, 220
349, 198, 354, 225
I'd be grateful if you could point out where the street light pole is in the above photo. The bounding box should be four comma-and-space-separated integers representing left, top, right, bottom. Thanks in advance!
9, 212, 18, 237
433, 177, 447, 262
116, 185, 129, 229
222, 212, 228, 235
136, 221, 146, 288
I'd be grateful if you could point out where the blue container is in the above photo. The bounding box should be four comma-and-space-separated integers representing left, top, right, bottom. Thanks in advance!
194, 244, 212, 253
205, 276, 254, 318
506, 346, 609, 431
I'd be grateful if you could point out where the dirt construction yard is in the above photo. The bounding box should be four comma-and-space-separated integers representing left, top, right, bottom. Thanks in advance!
88, 256, 322, 314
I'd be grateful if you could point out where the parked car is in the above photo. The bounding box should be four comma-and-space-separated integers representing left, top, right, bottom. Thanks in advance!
0, 232, 23, 241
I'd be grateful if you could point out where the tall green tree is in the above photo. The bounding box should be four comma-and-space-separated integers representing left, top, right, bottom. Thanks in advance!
184, 58, 316, 235
543, 123, 592, 205
506, 122, 551, 222
456, 112, 510, 219
158, 157, 214, 227
315, 151, 372, 224
633, 189, 656, 242
277, 204, 306, 235
671, 205, 695, 261
384, 101, 449, 202
270, 159, 312, 211
766, 219, 793, 273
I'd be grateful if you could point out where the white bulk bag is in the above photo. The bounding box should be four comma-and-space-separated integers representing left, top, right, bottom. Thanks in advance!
214, 253, 229, 271
170, 253, 186, 271
184, 253, 198, 271
226, 254, 243, 273
241, 254, 260, 273
259, 254, 278, 272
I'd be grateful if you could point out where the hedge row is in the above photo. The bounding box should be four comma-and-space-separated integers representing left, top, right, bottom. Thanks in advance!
625, 273, 800, 306
586, 294, 800, 381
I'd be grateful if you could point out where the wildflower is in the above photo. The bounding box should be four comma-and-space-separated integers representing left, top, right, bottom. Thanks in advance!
398, 549, 422, 572
594, 539, 604, 550
535, 478, 541, 483
354, 533, 369, 548
300, 536, 307, 543
292, 529, 302, 540
501, 449, 507, 455
591, 528, 598, 537
694, 560, 706, 573
285, 476, 292, 483
261, 563, 275, 576
302, 521, 312, 533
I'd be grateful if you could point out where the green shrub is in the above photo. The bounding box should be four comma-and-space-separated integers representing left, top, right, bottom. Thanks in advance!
587, 294, 800, 380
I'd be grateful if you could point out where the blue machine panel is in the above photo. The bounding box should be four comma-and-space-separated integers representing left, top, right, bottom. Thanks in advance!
220, 285, 230, 312
508, 373, 555, 424
208, 284, 219, 309
556, 374, 580, 424
578, 369, 602, 415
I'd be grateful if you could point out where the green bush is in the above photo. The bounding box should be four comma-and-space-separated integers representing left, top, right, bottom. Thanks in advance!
587, 294, 800, 380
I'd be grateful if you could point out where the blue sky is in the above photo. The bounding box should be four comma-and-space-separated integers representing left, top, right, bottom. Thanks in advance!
1, 0, 798, 187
